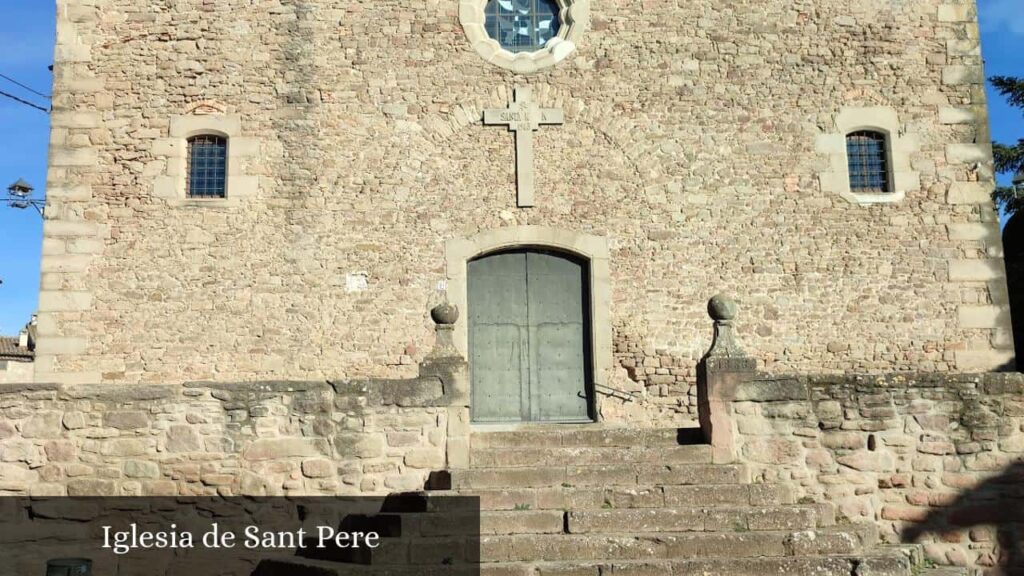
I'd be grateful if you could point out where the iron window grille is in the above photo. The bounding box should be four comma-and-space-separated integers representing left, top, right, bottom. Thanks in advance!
485, 0, 562, 53
186, 135, 228, 198
846, 131, 891, 194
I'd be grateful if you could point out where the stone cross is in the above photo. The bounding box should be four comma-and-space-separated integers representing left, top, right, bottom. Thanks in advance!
484, 86, 564, 208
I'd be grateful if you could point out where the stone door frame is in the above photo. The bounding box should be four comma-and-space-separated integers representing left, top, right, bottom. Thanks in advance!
445, 226, 612, 420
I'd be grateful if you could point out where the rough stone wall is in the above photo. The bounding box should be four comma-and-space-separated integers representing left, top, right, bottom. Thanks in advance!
0, 379, 464, 497
38, 0, 1010, 385
730, 372, 1024, 571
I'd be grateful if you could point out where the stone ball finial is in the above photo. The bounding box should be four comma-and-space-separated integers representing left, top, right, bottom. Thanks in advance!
708, 294, 738, 322
431, 302, 459, 326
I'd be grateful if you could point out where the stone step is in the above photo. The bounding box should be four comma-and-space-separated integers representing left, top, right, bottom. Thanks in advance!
256, 553, 918, 576
480, 510, 564, 534
470, 428, 692, 449
920, 569, 972, 576
477, 526, 879, 563
253, 557, 476, 576
252, 526, 887, 573
428, 482, 795, 511
252, 535, 917, 576
469, 445, 712, 467
436, 505, 835, 537
450, 463, 749, 490
565, 505, 827, 534
478, 551, 917, 576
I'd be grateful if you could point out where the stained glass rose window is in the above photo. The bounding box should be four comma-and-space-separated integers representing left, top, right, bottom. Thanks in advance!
484, 0, 562, 53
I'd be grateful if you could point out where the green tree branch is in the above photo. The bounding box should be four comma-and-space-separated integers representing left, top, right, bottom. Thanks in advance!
991, 76, 1024, 214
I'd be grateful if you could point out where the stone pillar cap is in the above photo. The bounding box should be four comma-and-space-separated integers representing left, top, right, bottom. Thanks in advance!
708, 294, 738, 322
431, 302, 459, 326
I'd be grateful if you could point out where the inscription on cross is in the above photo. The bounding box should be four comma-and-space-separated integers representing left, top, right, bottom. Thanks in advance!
483, 86, 564, 208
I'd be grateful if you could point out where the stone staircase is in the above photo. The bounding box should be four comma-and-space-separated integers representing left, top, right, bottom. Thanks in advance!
428, 426, 967, 576
254, 427, 971, 576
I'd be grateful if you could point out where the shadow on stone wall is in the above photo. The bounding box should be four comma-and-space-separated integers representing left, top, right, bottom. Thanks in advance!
1004, 213, 1024, 370
901, 460, 1024, 575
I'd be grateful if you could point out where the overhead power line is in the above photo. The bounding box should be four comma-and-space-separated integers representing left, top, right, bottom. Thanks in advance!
0, 72, 50, 99
0, 89, 49, 113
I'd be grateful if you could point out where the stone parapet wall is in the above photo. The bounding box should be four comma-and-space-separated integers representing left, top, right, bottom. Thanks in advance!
730, 371, 1024, 571
0, 376, 467, 498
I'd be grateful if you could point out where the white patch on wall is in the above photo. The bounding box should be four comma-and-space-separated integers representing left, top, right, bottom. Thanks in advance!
436, 280, 448, 292
346, 272, 369, 293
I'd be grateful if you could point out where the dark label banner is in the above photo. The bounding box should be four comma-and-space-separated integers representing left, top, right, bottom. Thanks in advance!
0, 495, 480, 576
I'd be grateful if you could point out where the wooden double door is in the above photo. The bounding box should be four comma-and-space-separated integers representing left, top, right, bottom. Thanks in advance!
468, 249, 594, 423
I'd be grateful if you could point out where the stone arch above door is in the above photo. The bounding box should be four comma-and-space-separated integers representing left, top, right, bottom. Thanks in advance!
445, 226, 612, 399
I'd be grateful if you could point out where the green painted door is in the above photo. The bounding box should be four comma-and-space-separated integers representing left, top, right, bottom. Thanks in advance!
468, 249, 592, 423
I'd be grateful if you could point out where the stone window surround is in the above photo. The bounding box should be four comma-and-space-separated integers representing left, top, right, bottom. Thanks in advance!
445, 226, 612, 418
816, 106, 919, 205
153, 115, 259, 207
459, 0, 590, 74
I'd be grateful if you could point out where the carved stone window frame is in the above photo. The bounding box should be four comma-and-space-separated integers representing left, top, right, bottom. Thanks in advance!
459, 0, 590, 74
816, 107, 919, 205
153, 114, 260, 207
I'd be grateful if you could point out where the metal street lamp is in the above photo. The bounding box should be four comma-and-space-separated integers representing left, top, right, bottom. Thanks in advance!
3, 178, 44, 215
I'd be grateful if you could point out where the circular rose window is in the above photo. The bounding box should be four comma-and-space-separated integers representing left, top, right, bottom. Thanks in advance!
460, 0, 590, 74
485, 0, 562, 53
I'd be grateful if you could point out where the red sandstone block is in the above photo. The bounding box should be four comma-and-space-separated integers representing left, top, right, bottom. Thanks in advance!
928, 492, 958, 507
906, 491, 930, 506
888, 474, 911, 488
939, 531, 963, 543
880, 505, 929, 522
940, 473, 976, 489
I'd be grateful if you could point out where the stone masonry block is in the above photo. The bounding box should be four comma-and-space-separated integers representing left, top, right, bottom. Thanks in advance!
40, 255, 92, 273
937, 5, 974, 22
46, 185, 93, 201
38, 371, 103, 385
49, 148, 98, 166
301, 459, 335, 478
44, 221, 102, 238
946, 39, 980, 56
957, 305, 1004, 329
243, 438, 330, 461
104, 411, 150, 430
948, 260, 1004, 282
946, 144, 990, 164
947, 223, 995, 241
942, 66, 983, 86
34, 337, 88, 355
21, 412, 63, 439
38, 291, 93, 311
41, 238, 66, 256
955, 350, 1015, 371
938, 107, 976, 125
50, 111, 100, 129
404, 447, 446, 469
67, 238, 104, 255
946, 182, 992, 205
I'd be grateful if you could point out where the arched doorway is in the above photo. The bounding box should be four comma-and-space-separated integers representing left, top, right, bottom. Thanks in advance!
467, 248, 594, 423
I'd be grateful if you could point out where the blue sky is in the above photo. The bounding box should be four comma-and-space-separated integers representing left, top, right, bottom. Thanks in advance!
0, 1, 52, 335
0, 1, 1022, 335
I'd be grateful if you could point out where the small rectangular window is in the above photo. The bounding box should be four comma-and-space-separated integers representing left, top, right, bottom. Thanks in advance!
187, 135, 228, 198
846, 131, 891, 193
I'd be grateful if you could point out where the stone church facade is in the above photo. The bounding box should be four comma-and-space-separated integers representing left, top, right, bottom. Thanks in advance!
39, 0, 1010, 393
10, 0, 1023, 574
